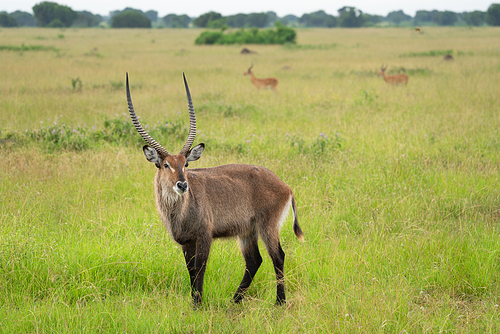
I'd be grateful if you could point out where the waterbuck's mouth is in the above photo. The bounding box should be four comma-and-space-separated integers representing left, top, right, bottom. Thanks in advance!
174, 181, 189, 195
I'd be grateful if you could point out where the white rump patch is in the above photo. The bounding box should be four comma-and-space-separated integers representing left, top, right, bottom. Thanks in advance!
277, 196, 293, 230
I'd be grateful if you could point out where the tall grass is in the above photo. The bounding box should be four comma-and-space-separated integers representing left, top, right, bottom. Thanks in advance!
1, 27, 499, 332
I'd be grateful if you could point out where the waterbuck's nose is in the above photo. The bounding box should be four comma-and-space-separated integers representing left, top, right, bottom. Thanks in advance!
176, 181, 188, 193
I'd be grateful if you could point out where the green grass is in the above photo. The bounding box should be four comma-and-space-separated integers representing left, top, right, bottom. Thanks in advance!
1, 27, 500, 333
0, 43, 58, 52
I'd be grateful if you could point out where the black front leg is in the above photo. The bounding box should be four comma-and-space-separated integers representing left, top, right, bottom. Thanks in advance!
182, 242, 197, 300
190, 236, 212, 307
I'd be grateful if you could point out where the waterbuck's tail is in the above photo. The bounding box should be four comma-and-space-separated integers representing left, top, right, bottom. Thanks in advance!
291, 195, 304, 242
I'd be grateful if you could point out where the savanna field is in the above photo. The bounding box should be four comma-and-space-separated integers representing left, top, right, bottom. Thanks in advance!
0, 27, 499, 332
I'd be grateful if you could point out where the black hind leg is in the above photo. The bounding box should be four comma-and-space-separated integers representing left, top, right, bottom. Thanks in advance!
233, 232, 262, 303
268, 241, 286, 305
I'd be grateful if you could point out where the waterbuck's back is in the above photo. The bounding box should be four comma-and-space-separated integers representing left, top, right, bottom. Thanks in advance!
186, 164, 292, 238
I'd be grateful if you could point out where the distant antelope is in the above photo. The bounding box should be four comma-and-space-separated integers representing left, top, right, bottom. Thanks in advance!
244, 64, 278, 91
415, 28, 421, 34
126, 73, 303, 307
377, 65, 409, 86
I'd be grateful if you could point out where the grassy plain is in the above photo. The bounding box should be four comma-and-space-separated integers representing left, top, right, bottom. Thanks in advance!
1, 26, 499, 332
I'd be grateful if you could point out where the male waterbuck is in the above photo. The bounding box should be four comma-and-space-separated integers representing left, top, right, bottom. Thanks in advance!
377, 65, 409, 86
244, 64, 278, 91
125, 73, 303, 306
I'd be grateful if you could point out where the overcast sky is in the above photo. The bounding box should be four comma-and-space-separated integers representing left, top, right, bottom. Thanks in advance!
1, 0, 494, 18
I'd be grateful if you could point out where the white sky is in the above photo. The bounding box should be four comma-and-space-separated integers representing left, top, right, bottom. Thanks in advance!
1, 0, 494, 18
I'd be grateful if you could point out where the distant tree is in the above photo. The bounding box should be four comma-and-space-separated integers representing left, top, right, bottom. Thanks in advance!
207, 18, 227, 29
486, 4, 500, 26
362, 14, 382, 26
111, 11, 151, 28
386, 10, 411, 24
10, 11, 36, 26
281, 14, 298, 26
193, 11, 222, 27
267, 11, 278, 26
300, 10, 337, 27
73, 11, 103, 27
432, 11, 457, 26
33, 2, 77, 27
46, 18, 64, 27
163, 14, 191, 28
144, 10, 158, 23
0, 13, 18, 27
415, 10, 432, 24
246, 13, 269, 28
338, 7, 364, 27
464, 11, 485, 26
226, 14, 247, 28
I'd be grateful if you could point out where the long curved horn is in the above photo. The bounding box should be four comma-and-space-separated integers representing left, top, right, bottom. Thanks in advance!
179, 73, 196, 156
126, 73, 170, 157
249, 63, 253, 71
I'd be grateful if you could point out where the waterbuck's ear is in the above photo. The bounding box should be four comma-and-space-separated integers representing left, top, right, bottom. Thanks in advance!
186, 143, 205, 163
143, 145, 162, 168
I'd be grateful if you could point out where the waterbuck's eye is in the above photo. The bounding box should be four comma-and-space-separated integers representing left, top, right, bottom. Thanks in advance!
164, 163, 170, 169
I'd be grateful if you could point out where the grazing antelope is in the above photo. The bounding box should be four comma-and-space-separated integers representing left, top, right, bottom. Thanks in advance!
244, 64, 278, 91
415, 28, 421, 34
377, 65, 409, 86
125, 73, 303, 307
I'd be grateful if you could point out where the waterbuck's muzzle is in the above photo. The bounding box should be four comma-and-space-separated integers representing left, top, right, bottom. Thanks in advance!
174, 180, 189, 195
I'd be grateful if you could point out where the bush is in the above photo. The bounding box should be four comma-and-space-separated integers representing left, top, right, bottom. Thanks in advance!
111, 11, 151, 28
33, 2, 77, 27
46, 18, 64, 28
0, 13, 18, 27
195, 22, 296, 45
1, 116, 187, 152
486, 4, 500, 26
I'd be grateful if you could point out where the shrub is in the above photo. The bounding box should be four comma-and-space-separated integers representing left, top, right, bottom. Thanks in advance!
486, 4, 500, 26
111, 11, 151, 28
0, 13, 18, 27
195, 22, 296, 45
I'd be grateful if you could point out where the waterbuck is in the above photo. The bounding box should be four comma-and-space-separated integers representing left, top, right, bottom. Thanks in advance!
377, 65, 409, 86
125, 73, 303, 306
244, 64, 278, 91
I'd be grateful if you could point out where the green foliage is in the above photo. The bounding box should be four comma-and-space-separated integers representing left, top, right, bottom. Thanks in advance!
1, 116, 187, 152
464, 11, 485, 26
246, 13, 269, 28
486, 4, 500, 26
32, 1, 77, 27
225, 13, 247, 28
72, 10, 103, 27
0, 44, 58, 52
386, 66, 433, 76
71, 77, 82, 91
195, 22, 296, 45
111, 11, 151, 28
399, 49, 453, 57
283, 43, 337, 50
386, 10, 411, 24
162, 14, 191, 28
338, 6, 364, 27
193, 11, 222, 28
299, 10, 337, 27
0, 13, 18, 27
9, 11, 36, 27
286, 132, 343, 157
46, 18, 64, 28
432, 11, 458, 26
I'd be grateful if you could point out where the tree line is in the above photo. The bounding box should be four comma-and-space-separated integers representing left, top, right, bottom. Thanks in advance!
1, 2, 500, 28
